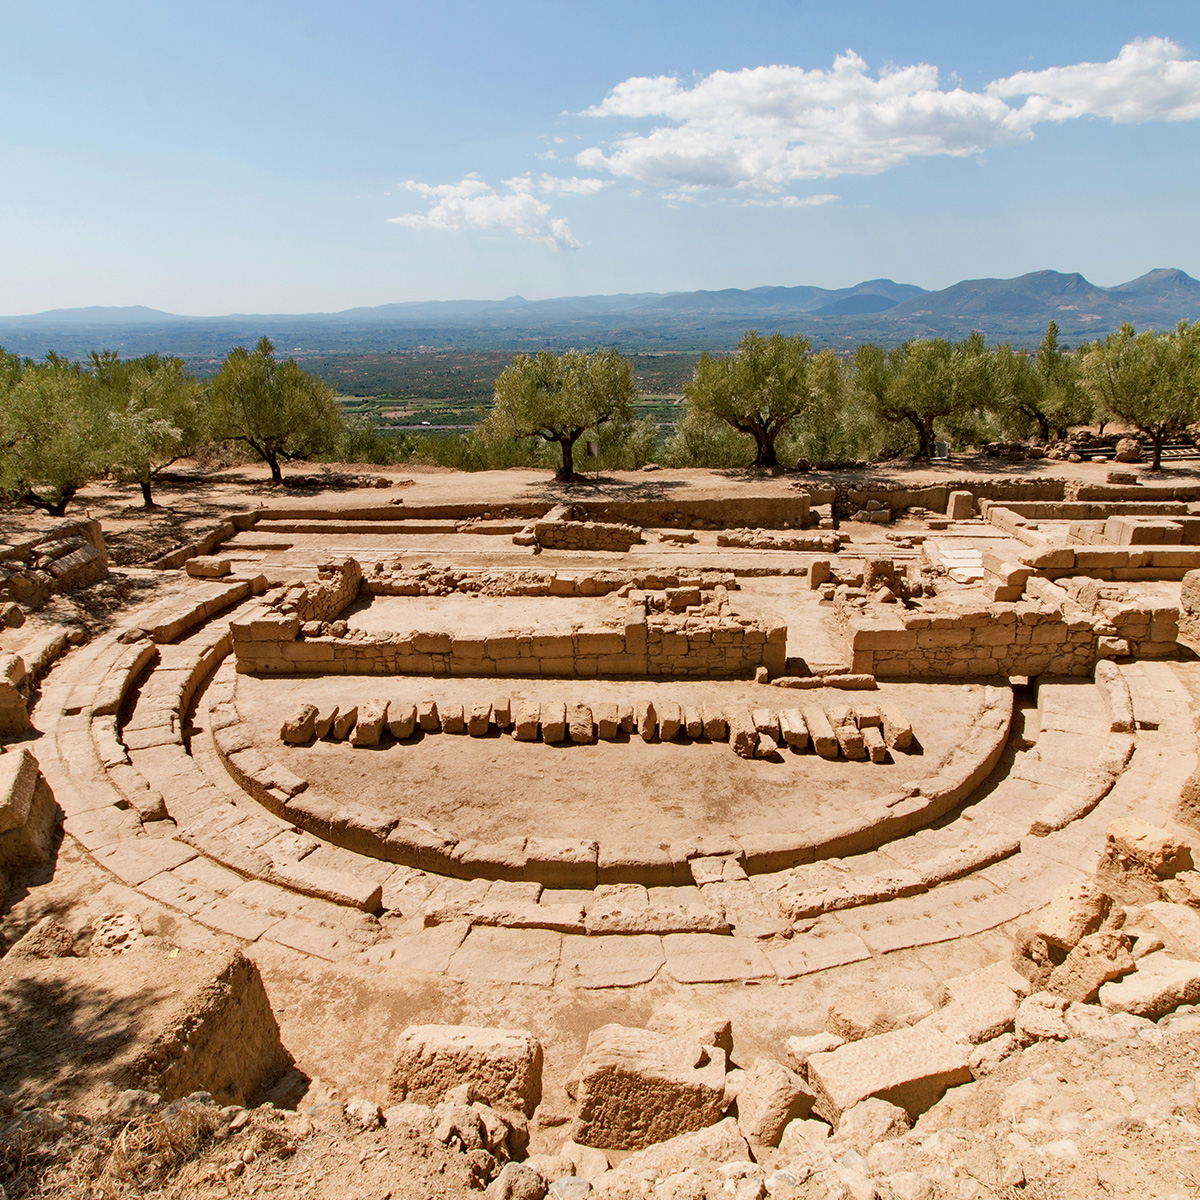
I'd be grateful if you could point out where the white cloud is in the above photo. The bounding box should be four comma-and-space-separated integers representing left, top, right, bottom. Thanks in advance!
991, 36, 1200, 126
576, 39, 1200, 195
536, 174, 609, 196
389, 176, 580, 250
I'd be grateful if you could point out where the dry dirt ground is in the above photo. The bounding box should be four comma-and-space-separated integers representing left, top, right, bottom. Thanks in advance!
6, 456, 1200, 1200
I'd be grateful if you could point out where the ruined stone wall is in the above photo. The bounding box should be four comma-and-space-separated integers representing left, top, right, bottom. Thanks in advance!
530, 506, 641, 551
1178, 569, 1200, 649
841, 602, 1099, 678
0, 518, 107, 600
231, 604, 786, 680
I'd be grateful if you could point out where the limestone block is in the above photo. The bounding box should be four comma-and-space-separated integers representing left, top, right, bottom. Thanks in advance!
610, 1118, 749, 1181
331, 706, 358, 740
807, 1024, 971, 1124
314, 705, 338, 739
803, 707, 839, 759
618, 704, 635, 735
1014, 994, 1070, 1044
542, 703, 568, 744
684, 707, 704, 739
826, 987, 934, 1043
388, 702, 417, 739
566, 704, 594, 745
809, 558, 831, 589
185, 555, 231, 578
880, 707, 913, 751
1105, 819, 1192, 879
441, 704, 467, 735
596, 702, 620, 741
832, 1098, 910, 1155
568, 1024, 726, 1150
492, 697, 511, 730
646, 1005, 734, 1055
390, 1025, 543, 1116
351, 700, 388, 746
735, 1058, 813, 1146
281, 703, 318, 745
727, 710, 758, 760
1036, 880, 1111, 952
512, 701, 540, 741
863, 726, 887, 763
418, 700, 440, 733
702, 708, 727, 741
1046, 931, 1135, 1003
778, 710, 808, 751
1098, 953, 1200, 1019
751, 709, 780, 741
524, 837, 598, 888
659, 701, 683, 742
0, 749, 56, 869
468, 703, 493, 737
783, 1032, 844, 1076
946, 490, 973, 520
834, 723, 867, 761
637, 700, 658, 743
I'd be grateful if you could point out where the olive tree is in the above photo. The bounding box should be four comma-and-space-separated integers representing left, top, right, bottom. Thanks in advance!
93, 352, 206, 506
682, 330, 814, 468
1079, 320, 1200, 470
486, 348, 636, 482
854, 332, 993, 458
993, 321, 1090, 443
209, 337, 342, 483
0, 355, 108, 515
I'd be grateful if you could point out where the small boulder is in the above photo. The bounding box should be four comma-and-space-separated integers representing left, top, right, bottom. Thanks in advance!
1035, 881, 1111, 953
825, 986, 934, 1043
735, 1058, 813, 1147
831, 1097, 909, 1155
1045, 930, 1135, 1003
280, 703, 318, 745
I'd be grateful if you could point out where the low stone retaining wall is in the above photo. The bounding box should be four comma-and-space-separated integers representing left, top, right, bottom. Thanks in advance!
717, 530, 841, 552
520, 505, 642, 552
1, 518, 107, 602
363, 564, 737, 598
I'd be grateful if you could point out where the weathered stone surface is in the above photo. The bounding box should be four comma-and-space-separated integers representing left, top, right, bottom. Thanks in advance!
646, 1005, 733, 1055
803, 707, 839, 759
281, 703, 318, 744
350, 700, 388, 746
778, 710, 808, 750
332, 706, 358, 740
0, 749, 56, 869
637, 700, 658, 743
469, 703, 493, 737
728, 710, 758, 760
734, 1058, 813, 1146
659, 701, 683, 742
1098, 953, 1200, 1019
542, 703, 568, 744
825, 986, 934, 1043
314, 705, 338, 739
807, 1024, 971, 1124
390, 1025, 543, 1116
568, 704, 595, 745
611, 1118, 749, 1180
1046, 931, 1135, 1002
1103, 820, 1192, 883
512, 701, 540, 741
568, 1025, 726, 1150
487, 1163, 548, 1200
388, 702, 417, 739
1014, 993, 1070, 1044
1036, 881, 1112, 952
441, 703, 467, 735
783, 1032, 844, 1076
831, 1098, 910, 1154
417, 700, 440, 732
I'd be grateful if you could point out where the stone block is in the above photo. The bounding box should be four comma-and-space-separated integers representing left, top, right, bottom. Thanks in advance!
441, 704, 466, 735
807, 1024, 971, 1125
1099, 953, 1200, 1019
1036, 880, 1111, 952
1105, 819, 1192, 879
350, 700, 388, 746
512, 701, 540, 741
467, 702, 492, 737
0, 749, 56, 869
751, 709, 780, 741
684, 706, 704, 739
610, 1119, 749, 1182
281, 703, 318, 745
826, 986, 934, 1043
596, 703, 620, 741
734, 1058, 814, 1146
636, 700, 658, 743
568, 1024, 726, 1150
566, 704, 594, 745
727, 710, 757, 759
658, 701, 683, 741
492, 697, 511, 730
702, 708, 727, 741
778, 709, 808, 750
947, 490, 973, 520
834, 723, 867, 761
387, 702, 416, 739
542, 703, 567, 744
863, 726, 887, 763
331, 706, 358, 740
1046, 930, 1135, 1003
390, 1025, 543, 1115
803, 707, 839, 758
524, 838, 598, 888
417, 700, 440, 732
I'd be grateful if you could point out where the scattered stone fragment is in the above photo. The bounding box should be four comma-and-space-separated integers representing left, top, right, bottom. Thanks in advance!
637, 700, 658, 743
314, 705, 338, 739
784, 1032, 844, 1077
754, 734, 781, 760
880, 707, 913, 751
388, 702, 417, 739
1098, 952, 1200, 1018
493, 697, 512, 730
567, 1025, 726, 1150
727, 711, 758, 760
863, 726, 887, 763
1014, 993, 1070, 1044
350, 700, 388, 746
568, 704, 595, 745
280, 703, 318, 745
513, 700, 540, 741
778, 709, 808, 751
826, 986, 934, 1043
390, 1025, 543, 1116
1046, 930, 1135, 1002
331, 706, 358, 740
831, 1097, 909, 1155
684, 707, 704, 739
1036, 880, 1112, 952
702, 708, 727, 741
734, 1058, 813, 1146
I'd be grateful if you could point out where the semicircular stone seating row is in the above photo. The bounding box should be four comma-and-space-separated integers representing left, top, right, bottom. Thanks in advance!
30, 576, 1144, 985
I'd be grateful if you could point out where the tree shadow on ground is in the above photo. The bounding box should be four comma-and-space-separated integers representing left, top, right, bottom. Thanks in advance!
524, 475, 693, 501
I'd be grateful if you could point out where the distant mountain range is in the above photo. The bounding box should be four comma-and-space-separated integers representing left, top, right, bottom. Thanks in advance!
1, 268, 1197, 362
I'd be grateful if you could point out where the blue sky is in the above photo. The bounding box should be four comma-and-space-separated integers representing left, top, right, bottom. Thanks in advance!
3, 0, 1200, 314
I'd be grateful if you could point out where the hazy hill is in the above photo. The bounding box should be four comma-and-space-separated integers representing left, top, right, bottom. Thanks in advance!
0, 268, 1196, 361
